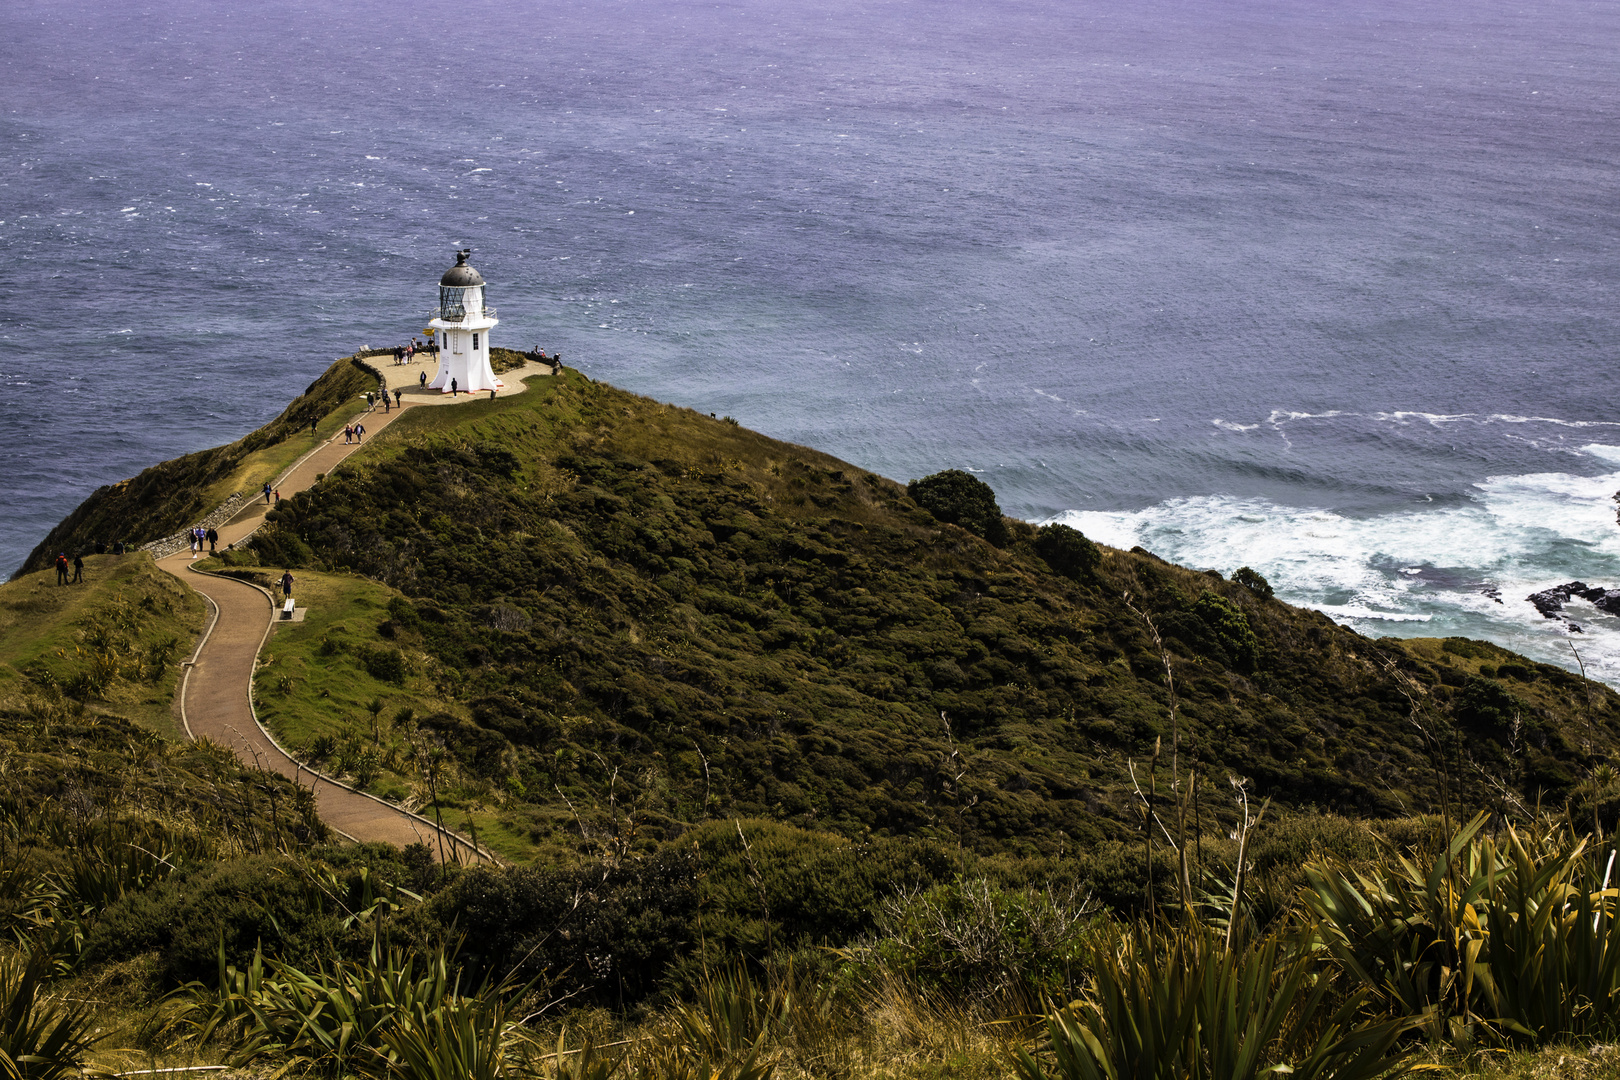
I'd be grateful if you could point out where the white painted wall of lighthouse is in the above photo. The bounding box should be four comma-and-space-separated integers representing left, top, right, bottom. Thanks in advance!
427, 282, 502, 393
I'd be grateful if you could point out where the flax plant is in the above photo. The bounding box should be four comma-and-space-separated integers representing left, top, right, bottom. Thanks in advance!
1012, 919, 1410, 1080
1302, 812, 1498, 1044
646, 963, 786, 1080
0, 949, 99, 1080
380, 989, 530, 1080
1303, 813, 1620, 1046
1484, 826, 1620, 1042
190, 936, 530, 1078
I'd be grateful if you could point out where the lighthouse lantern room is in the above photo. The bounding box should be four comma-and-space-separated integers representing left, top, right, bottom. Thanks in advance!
427, 249, 504, 394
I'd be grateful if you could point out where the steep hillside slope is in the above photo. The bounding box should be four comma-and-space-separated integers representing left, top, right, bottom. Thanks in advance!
218, 369, 1619, 857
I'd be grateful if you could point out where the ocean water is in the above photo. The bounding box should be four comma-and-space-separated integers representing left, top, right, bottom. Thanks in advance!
4, 0, 1619, 679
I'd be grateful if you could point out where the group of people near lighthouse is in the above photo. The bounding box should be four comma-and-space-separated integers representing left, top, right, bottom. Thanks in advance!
390, 339, 432, 365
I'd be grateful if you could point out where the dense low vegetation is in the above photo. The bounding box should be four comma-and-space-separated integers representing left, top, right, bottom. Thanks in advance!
6, 790, 1620, 1078
0, 554, 205, 735
223, 366, 1618, 864
9, 357, 1620, 1078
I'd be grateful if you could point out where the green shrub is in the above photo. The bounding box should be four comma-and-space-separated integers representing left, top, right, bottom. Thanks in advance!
357, 644, 409, 685
1232, 566, 1273, 598
1453, 677, 1522, 736
427, 821, 960, 1006
907, 470, 1008, 546
1034, 524, 1099, 581
84, 855, 346, 987
1164, 590, 1261, 673
1441, 638, 1490, 660
427, 850, 700, 1005
859, 879, 1093, 1004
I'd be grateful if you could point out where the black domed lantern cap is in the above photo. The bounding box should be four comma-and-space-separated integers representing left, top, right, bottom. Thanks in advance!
440, 249, 486, 287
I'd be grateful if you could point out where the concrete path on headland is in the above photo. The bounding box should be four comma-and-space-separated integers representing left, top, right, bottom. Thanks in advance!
158, 359, 548, 862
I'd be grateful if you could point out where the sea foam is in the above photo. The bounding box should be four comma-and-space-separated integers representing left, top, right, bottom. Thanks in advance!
1052, 447, 1620, 685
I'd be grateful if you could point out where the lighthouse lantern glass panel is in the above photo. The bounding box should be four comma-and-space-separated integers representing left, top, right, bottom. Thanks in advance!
439, 286, 468, 321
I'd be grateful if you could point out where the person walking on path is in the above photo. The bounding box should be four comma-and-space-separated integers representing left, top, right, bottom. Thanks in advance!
344, 425, 353, 445
366, 391, 375, 409
263, 482, 273, 504
207, 527, 218, 553
382, 394, 390, 414
280, 570, 295, 599
354, 422, 365, 442
394, 388, 403, 407
71, 553, 83, 583
451, 377, 458, 397
419, 371, 427, 388
55, 553, 69, 585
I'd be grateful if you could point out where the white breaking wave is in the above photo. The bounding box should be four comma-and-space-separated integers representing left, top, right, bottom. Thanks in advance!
1369, 410, 1474, 426
1315, 605, 1432, 623
1050, 445, 1620, 685
1241, 409, 1620, 437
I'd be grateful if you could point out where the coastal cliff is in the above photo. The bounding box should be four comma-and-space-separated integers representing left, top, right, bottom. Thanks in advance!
31, 358, 1616, 860
8, 356, 1620, 1077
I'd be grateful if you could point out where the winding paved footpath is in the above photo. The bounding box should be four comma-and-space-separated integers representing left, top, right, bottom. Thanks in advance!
159, 359, 545, 862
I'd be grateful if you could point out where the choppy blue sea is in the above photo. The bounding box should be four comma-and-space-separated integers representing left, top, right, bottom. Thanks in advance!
4, 0, 1620, 679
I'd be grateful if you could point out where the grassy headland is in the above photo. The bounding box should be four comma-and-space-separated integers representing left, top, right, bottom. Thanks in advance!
8, 355, 1620, 1079
225, 366, 1618, 857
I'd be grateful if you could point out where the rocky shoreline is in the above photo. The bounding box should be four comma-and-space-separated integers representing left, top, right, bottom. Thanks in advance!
1526, 580, 1620, 633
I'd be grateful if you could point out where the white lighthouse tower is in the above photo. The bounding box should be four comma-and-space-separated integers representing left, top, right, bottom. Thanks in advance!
427, 250, 503, 394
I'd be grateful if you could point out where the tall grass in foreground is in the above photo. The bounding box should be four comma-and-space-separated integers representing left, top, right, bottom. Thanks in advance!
1011, 812, 1620, 1079
1011, 920, 1409, 1080
1304, 812, 1620, 1047
0, 949, 99, 1080
191, 937, 529, 1079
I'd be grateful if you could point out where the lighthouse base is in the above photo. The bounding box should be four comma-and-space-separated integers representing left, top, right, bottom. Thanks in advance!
427, 350, 504, 395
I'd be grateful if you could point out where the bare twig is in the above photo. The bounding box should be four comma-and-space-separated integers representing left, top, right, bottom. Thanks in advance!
1226, 775, 1269, 950
694, 741, 713, 819
1123, 590, 1193, 908
735, 820, 774, 954
1126, 759, 1179, 847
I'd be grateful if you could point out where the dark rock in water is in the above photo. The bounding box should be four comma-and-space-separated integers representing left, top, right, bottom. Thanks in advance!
1528, 584, 1578, 618
1526, 581, 1620, 621
1482, 585, 1504, 605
